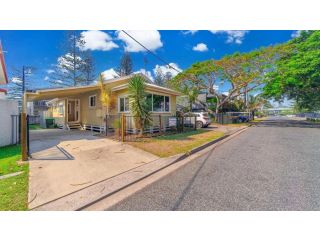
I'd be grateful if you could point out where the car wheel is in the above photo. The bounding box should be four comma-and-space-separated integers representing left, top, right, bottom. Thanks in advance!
196, 121, 203, 129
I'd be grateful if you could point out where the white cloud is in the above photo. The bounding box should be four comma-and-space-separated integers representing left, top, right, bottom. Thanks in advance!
11, 77, 22, 84
192, 43, 208, 52
291, 30, 302, 38
134, 69, 154, 81
46, 69, 55, 74
182, 30, 198, 35
101, 68, 119, 80
210, 30, 249, 44
153, 63, 182, 78
80, 30, 119, 51
44, 76, 49, 81
116, 30, 163, 52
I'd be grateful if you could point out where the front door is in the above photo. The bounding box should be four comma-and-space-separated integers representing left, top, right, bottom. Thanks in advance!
67, 99, 80, 122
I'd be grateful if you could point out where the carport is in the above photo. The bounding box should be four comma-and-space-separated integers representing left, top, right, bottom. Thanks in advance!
21, 85, 101, 159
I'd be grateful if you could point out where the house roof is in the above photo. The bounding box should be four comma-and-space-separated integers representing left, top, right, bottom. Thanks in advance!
26, 73, 180, 100
102, 73, 153, 84
112, 83, 181, 96
0, 88, 7, 94
0, 41, 8, 85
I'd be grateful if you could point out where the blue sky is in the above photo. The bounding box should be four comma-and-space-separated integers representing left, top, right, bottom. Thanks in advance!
0, 30, 297, 92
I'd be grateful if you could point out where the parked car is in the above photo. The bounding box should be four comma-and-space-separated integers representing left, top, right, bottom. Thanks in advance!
184, 112, 211, 128
238, 115, 250, 122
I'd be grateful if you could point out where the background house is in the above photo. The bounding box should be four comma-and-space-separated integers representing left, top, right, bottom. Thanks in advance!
0, 41, 19, 147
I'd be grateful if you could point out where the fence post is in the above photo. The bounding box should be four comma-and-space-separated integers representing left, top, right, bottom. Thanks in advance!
181, 116, 184, 132
121, 113, 125, 142
21, 113, 27, 161
105, 115, 108, 136
27, 115, 30, 156
194, 115, 197, 130
159, 115, 162, 133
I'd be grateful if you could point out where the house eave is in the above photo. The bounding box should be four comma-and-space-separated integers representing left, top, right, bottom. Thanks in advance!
112, 83, 181, 96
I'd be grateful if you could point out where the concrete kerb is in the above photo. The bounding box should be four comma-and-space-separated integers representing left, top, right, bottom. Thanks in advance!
31, 125, 250, 211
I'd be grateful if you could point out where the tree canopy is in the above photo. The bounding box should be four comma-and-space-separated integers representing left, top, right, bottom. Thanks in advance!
263, 31, 320, 111
170, 48, 277, 113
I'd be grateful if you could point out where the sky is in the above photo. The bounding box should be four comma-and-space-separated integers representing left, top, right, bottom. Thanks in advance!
0, 30, 298, 93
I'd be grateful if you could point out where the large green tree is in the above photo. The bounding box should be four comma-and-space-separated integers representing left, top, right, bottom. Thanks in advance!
170, 48, 275, 114
263, 31, 320, 111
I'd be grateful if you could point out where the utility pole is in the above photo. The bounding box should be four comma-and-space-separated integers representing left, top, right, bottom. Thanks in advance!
143, 56, 148, 75
21, 66, 28, 161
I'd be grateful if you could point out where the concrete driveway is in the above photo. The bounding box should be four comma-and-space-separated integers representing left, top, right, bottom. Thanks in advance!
28, 129, 158, 209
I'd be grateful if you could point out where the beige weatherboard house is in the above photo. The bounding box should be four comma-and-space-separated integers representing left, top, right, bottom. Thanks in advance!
26, 73, 181, 132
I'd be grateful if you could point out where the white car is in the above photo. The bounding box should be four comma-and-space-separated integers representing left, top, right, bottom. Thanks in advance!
185, 112, 211, 128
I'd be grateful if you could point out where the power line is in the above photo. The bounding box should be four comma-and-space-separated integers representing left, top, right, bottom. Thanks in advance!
121, 30, 182, 74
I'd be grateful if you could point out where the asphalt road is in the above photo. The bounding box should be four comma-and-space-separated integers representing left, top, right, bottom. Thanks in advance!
110, 117, 320, 210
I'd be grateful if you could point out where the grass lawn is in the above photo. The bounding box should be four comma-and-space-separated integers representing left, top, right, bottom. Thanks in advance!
129, 129, 225, 158
0, 145, 29, 211
29, 124, 43, 130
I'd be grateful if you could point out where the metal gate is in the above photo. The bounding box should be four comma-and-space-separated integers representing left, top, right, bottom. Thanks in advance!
11, 114, 20, 145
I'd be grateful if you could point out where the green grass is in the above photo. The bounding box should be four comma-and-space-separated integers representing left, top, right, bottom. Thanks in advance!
29, 124, 43, 130
0, 145, 29, 211
0, 145, 24, 175
156, 129, 207, 140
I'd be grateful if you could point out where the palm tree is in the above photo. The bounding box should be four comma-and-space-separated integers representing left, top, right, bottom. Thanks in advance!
248, 94, 269, 119
128, 76, 152, 136
182, 85, 200, 111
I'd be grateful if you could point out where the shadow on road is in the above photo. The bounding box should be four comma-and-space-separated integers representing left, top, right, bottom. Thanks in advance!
171, 148, 214, 210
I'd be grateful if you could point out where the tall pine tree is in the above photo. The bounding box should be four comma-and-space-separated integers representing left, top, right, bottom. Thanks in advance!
51, 31, 90, 87
116, 51, 133, 76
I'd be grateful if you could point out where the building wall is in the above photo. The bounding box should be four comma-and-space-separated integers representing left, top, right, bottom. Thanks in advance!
78, 88, 177, 127
0, 99, 19, 147
45, 81, 178, 128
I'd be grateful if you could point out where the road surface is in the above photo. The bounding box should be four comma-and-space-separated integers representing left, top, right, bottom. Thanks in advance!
110, 117, 320, 210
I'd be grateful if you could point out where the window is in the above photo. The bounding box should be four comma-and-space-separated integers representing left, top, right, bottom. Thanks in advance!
58, 103, 64, 115
146, 94, 170, 112
165, 96, 170, 112
118, 94, 170, 113
146, 94, 153, 111
89, 95, 96, 108
153, 94, 164, 112
119, 97, 129, 112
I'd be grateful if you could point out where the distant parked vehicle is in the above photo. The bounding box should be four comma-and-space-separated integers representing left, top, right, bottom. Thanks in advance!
238, 115, 250, 123
184, 112, 211, 128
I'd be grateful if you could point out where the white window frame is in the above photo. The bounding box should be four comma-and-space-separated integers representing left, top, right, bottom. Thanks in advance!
88, 95, 97, 108
118, 93, 171, 113
58, 102, 64, 115
148, 93, 170, 113
118, 95, 130, 113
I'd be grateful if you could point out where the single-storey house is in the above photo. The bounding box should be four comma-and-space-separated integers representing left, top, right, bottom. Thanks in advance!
26, 73, 181, 132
